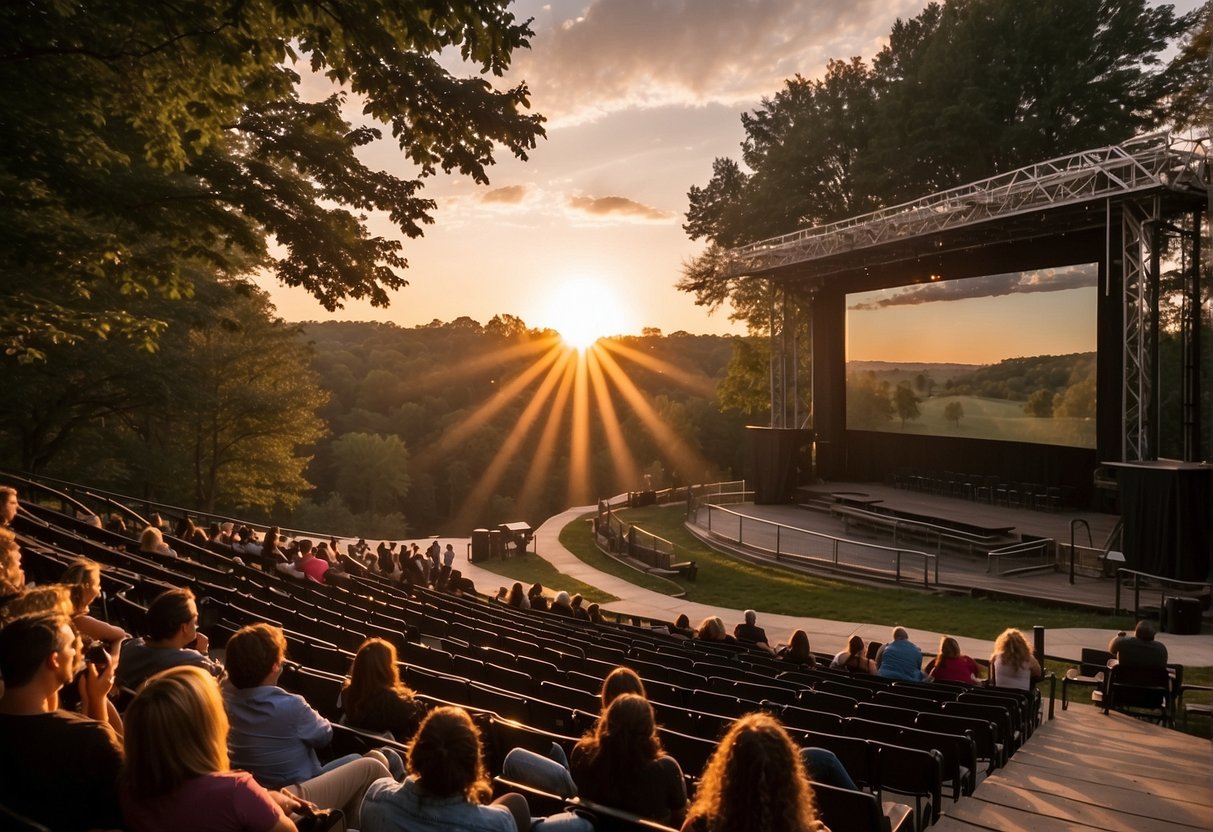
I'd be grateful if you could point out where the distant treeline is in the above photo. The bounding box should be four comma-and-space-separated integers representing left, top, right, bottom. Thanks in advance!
297, 318, 751, 536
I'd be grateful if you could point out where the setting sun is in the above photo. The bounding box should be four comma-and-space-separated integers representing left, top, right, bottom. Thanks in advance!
543, 277, 629, 350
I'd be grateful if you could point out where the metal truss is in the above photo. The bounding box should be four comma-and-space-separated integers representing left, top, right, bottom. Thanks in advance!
723, 132, 1210, 278
1121, 201, 1158, 462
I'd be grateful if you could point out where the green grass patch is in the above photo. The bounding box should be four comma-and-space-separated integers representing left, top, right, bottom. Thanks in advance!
470, 549, 619, 604
557, 512, 685, 595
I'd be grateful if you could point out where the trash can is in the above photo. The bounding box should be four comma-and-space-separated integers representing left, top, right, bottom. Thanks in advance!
470, 529, 490, 563
1162, 596, 1202, 635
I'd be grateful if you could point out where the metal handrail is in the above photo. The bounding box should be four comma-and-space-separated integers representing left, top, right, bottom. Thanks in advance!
694, 501, 938, 588
986, 538, 1054, 575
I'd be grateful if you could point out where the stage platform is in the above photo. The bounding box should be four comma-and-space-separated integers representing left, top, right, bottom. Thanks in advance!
688, 481, 1196, 614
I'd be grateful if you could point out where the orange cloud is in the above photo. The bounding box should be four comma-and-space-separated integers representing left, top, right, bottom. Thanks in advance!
567, 194, 671, 221
481, 185, 530, 204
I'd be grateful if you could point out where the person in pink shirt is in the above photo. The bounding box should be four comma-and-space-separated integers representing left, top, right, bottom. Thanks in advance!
929, 636, 983, 685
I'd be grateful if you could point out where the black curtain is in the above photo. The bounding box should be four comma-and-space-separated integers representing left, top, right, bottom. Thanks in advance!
1118, 463, 1212, 581
748, 427, 812, 504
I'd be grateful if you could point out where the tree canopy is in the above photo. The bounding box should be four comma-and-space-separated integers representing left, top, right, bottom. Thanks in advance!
679, 0, 1198, 329
0, 0, 545, 360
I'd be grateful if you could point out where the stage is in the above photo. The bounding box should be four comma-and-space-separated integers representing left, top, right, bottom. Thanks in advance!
687, 481, 1197, 614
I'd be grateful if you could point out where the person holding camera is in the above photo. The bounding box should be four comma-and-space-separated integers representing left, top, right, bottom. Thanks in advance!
118, 587, 222, 691
0, 611, 125, 831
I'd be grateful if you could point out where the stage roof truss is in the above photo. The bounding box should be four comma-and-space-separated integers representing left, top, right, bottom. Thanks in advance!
724, 132, 1210, 279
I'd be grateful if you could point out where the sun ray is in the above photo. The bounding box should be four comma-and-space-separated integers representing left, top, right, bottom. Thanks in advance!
567, 347, 592, 506
406, 335, 562, 395
413, 340, 565, 471
515, 353, 579, 516
594, 346, 716, 484
598, 338, 718, 398
450, 348, 575, 530
585, 345, 642, 489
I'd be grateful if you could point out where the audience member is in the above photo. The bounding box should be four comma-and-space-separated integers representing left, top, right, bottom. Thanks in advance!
0, 484, 18, 527
989, 628, 1041, 690
0, 612, 125, 832
669, 612, 694, 639
570, 593, 591, 621
443, 543, 456, 569
361, 706, 534, 832
570, 694, 687, 827
928, 636, 982, 685
1108, 620, 1168, 670
107, 512, 129, 535
586, 603, 604, 624
528, 582, 549, 611
780, 629, 816, 667
426, 540, 441, 573
733, 609, 772, 652
61, 557, 129, 644
222, 623, 393, 823
550, 590, 575, 617
681, 711, 825, 832
259, 526, 288, 568
376, 541, 397, 574
0, 526, 26, 606
341, 637, 423, 743
0, 584, 75, 623
139, 524, 176, 557
876, 627, 929, 682
601, 665, 647, 710
121, 665, 311, 832
118, 587, 222, 690
695, 616, 736, 644
505, 581, 530, 610
277, 539, 331, 584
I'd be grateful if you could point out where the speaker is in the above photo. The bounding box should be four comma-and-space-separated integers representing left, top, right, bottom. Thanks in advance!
1161, 596, 1202, 635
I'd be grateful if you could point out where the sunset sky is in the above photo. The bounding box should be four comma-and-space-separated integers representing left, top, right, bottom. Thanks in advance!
257, 0, 1198, 338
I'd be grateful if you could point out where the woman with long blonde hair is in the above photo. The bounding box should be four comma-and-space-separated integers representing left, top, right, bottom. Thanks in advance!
340, 637, 422, 742
122, 665, 307, 831
989, 628, 1041, 690
682, 712, 824, 832
61, 558, 128, 644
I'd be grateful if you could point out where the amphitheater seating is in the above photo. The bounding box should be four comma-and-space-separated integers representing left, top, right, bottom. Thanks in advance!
6, 489, 1049, 831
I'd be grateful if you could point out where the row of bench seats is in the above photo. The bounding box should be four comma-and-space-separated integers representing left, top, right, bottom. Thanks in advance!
12, 494, 1039, 832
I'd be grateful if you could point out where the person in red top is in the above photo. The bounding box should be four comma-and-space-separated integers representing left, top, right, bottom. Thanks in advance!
928, 636, 983, 685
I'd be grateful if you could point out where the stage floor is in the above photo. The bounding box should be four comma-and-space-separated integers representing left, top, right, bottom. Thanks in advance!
690, 481, 1146, 612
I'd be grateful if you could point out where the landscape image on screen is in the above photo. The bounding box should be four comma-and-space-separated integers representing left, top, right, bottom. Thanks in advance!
845, 264, 1098, 449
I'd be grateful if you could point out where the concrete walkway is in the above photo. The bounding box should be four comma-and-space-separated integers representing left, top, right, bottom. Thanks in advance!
423, 504, 1212, 667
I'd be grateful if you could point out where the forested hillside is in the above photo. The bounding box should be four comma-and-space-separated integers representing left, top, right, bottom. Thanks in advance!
296, 319, 751, 536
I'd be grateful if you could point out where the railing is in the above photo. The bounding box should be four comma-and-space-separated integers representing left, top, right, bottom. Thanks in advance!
1114, 569, 1213, 619
986, 538, 1055, 575
595, 497, 697, 578
692, 501, 938, 588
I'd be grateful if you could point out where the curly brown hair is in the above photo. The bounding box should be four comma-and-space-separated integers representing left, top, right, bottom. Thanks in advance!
408, 706, 492, 803
685, 711, 819, 832
992, 628, 1032, 671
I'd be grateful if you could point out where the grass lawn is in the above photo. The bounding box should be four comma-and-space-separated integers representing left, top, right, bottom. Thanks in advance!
557, 513, 684, 595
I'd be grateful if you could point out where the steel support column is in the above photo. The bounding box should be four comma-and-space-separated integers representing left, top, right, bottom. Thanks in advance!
1122, 198, 1161, 461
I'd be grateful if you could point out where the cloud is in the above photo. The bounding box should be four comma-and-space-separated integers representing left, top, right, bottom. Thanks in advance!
512, 0, 923, 125
567, 194, 673, 221
480, 185, 530, 204
848, 264, 1099, 310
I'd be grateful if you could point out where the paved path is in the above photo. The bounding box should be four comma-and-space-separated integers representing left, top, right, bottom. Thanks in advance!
418, 503, 1212, 667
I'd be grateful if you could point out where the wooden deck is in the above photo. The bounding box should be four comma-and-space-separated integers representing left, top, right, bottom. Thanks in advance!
933, 703, 1212, 832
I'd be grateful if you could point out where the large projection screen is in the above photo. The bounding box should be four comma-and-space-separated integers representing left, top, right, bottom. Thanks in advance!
845, 264, 1098, 449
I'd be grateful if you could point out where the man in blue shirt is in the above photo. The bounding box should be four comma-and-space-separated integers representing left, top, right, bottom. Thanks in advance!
222, 623, 392, 826
876, 627, 930, 682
